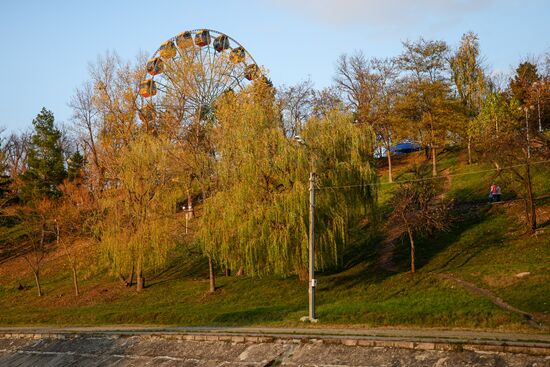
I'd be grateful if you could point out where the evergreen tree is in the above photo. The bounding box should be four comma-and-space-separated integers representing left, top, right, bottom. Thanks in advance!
510, 62, 540, 105
67, 150, 85, 183
21, 108, 66, 200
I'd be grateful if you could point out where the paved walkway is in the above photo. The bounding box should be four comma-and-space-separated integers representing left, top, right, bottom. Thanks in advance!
1, 326, 549, 345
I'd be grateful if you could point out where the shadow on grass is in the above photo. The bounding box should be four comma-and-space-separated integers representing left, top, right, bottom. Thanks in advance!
317, 225, 392, 291
147, 245, 208, 288
391, 205, 508, 273
212, 304, 302, 324
318, 261, 396, 295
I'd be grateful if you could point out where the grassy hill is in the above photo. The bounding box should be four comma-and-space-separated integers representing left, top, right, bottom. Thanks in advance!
0, 150, 548, 331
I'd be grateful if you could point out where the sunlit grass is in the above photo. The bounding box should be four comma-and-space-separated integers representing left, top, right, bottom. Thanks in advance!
0, 149, 548, 330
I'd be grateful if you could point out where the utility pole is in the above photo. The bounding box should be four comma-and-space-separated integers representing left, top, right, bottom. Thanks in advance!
308, 171, 317, 322
295, 134, 318, 323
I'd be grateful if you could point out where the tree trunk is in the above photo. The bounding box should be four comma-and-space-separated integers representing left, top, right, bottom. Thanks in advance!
236, 266, 244, 276
128, 267, 135, 287
72, 266, 80, 296
136, 261, 144, 292
387, 149, 393, 183
432, 147, 437, 177
406, 225, 415, 274
430, 117, 437, 177
525, 163, 537, 233
225, 267, 231, 277
33, 270, 42, 297
467, 136, 472, 165
297, 267, 308, 282
208, 255, 216, 293
118, 272, 132, 287
136, 272, 145, 292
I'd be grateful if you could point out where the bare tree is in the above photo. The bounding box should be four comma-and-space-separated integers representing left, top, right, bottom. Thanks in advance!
55, 181, 95, 296
0, 127, 6, 172
20, 200, 54, 296
311, 86, 344, 118
0, 128, 11, 210
276, 79, 314, 137
5, 132, 30, 178
389, 165, 451, 273
334, 52, 377, 124
369, 58, 402, 183
69, 81, 103, 188
478, 100, 549, 233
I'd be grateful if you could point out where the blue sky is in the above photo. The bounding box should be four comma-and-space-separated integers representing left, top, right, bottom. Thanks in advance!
1, 0, 549, 132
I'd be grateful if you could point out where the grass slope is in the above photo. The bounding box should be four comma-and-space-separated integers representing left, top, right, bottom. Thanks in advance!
0, 150, 548, 331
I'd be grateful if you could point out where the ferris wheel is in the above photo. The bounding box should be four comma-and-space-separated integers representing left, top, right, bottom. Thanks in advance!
138, 29, 261, 125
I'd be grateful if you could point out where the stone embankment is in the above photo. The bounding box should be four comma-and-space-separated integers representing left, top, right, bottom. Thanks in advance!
0, 328, 549, 366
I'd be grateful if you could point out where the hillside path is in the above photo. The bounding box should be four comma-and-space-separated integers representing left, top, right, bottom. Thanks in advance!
436, 273, 547, 329
378, 169, 453, 272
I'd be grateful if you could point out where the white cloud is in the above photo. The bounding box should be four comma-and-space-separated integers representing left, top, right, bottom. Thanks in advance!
267, 0, 497, 27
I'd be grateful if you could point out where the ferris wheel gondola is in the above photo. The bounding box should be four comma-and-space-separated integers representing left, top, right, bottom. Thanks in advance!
138, 28, 262, 126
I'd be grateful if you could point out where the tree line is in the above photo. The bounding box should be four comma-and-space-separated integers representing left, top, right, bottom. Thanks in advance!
0, 33, 549, 296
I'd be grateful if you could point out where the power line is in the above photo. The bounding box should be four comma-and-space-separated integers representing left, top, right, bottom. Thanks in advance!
317, 159, 550, 190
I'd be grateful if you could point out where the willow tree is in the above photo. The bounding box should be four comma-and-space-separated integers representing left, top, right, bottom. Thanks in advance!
197, 80, 378, 281
99, 133, 181, 291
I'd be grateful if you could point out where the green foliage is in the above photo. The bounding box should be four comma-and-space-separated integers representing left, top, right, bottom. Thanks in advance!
21, 108, 66, 201
1, 33, 549, 328
475, 92, 516, 138
67, 151, 85, 183
98, 133, 181, 278
450, 32, 485, 115
397, 38, 463, 157
0, 137, 548, 331
197, 83, 378, 277
449, 32, 486, 159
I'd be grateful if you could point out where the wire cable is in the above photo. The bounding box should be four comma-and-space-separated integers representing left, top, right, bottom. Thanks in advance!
316, 159, 550, 190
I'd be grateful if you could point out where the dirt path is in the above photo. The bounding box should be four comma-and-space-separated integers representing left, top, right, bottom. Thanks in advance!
377, 230, 400, 272
436, 168, 452, 200
436, 273, 546, 329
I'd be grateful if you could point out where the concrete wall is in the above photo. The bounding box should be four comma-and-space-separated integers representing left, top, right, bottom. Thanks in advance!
0, 332, 549, 366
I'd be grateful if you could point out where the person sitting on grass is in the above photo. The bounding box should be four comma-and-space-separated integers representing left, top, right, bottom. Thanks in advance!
494, 185, 502, 202
488, 182, 497, 203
